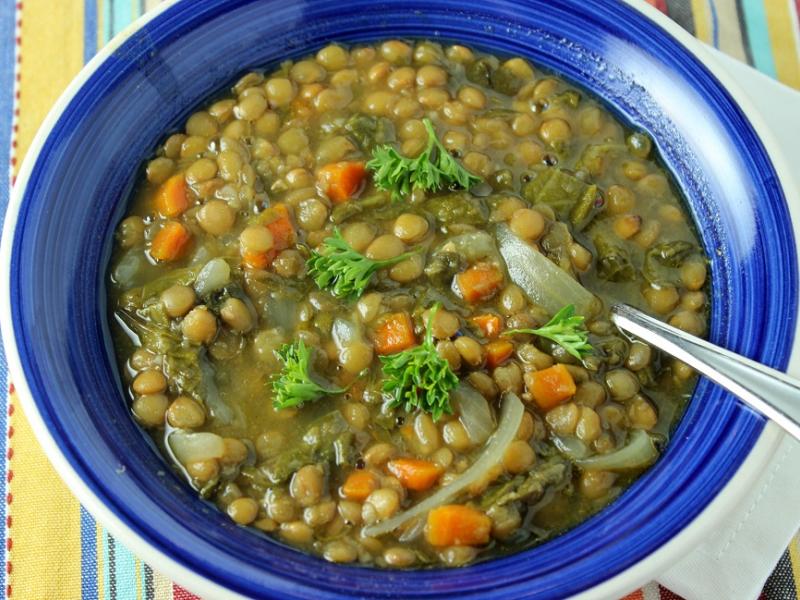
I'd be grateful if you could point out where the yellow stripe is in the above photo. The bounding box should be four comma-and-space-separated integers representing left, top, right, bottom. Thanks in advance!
764, 0, 800, 89
13, 0, 85, 175
136, 558, 143, 600
97, 0, 105, 51
10, 4, 88, 596
789, 534, 800, 596
8, 396, 83, 598
97, 524, 106, 600
153, 567, 174, 598
690, 0, 714, 45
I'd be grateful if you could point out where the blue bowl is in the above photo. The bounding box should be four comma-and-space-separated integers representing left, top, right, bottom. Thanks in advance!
3, 0, 796, 597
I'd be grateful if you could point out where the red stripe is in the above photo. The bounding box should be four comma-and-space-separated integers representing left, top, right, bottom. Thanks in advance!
172, 584, 201, 599
658, 585, 687, 599
642, 0, 668, 12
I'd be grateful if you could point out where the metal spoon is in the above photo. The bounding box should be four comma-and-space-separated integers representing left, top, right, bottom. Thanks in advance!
610, 303, 800, 441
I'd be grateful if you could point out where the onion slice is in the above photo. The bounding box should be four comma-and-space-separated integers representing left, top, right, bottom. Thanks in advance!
362, 392, 524, 538
552, 436, 590, 460
194, 258, 231, 297
452, 382, 494, 445
575, 429, 658, 471
168, 431, 225, 465
496, 223, 598, 318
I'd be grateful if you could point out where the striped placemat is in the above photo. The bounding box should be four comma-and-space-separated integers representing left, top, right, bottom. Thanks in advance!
0, 1, 798, 598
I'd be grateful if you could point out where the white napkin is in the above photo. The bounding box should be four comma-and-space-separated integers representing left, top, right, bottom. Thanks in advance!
655, 47, 800, 600
658, 433, 800, 599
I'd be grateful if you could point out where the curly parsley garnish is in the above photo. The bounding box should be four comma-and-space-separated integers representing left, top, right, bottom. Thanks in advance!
366, 118, 482, 201
271, 340, 345, 410
380, 303, 459, 421
307, 228, 419, 301
505, 304, 592, 360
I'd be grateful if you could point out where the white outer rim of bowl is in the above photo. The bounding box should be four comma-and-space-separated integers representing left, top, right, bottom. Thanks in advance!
0, 1, 796, 598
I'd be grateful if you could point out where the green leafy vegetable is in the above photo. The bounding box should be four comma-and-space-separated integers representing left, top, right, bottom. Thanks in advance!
505, 304, 592, 360
262, 411, 353, 482
478, 458, 571, 510
594, 235, 636, 282
380, 303, 459, 421
307, 228, 419, 301
271, 339, 345, 410
424, 192, 488, 226
522, 167, 602, 229
643, 241, 698, 286
343, 113, 395, 153
366, 118, 482, 201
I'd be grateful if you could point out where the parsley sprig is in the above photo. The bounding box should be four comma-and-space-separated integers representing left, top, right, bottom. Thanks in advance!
366, 118, 482, 201
271, 339, 345, 410
307, 229, 419, 301
505, 304, 592, 360
380, 303, 459, 421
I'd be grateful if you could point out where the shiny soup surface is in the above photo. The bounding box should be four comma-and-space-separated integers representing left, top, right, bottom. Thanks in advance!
108, 40, 707, 568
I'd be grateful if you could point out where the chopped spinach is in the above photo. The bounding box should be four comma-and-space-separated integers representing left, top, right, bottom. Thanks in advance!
522, 167, 602, 229
424, 192, 487, 226
643, 241, 699, 286
478, 459, 571, 510
262, 411, 353, 483
593, 236, 637, 282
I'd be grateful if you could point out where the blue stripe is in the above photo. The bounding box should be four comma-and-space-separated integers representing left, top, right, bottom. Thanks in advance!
111, 0, 132, 39
741, 0, 778, 77
84, 0, 99, 64
112, 537, 140, 600
80, 508, 98, 600
81, 10, 99, 599
0, 0, 16, 594
709, 0, 720, 48
103, 0, 112, 44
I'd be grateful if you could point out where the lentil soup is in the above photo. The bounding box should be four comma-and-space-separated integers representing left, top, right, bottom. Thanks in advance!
108, 40, 707, 568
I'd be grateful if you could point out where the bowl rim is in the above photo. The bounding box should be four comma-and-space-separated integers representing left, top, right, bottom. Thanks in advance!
2, 0, 798, 598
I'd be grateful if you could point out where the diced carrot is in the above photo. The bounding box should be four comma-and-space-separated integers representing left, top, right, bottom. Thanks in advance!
455, 263, 504, 303
471, 313, 502, 339
373, 312, 416, 355
241, 250, 270, 270
486, 339, 515, 369
425, 505, 492, 547
150, 221, 191, 262
154, 173, 190, 217
341, 470, 379, 502
242, 205, 295, 270
263, 204, 295, 250
528, 364, 577, 410
317, 161, 367, 204
387, 458, 443, 492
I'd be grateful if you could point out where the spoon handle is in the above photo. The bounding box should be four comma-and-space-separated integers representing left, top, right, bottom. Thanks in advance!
610, 303, 800, 441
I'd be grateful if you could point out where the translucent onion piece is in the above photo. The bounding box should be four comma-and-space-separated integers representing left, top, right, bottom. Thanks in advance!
199, 354, 234, 425
332, 317, 363, 349
435, 230, 500, 264
194, 258, 230, 297
496, 223, 598, 318
452, 382, 494, 445
575, 429, 658, 471
553, 436, 590, 460
113, 250, 144, 288
362, 392, 524, 538
169, 431, 225, 465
